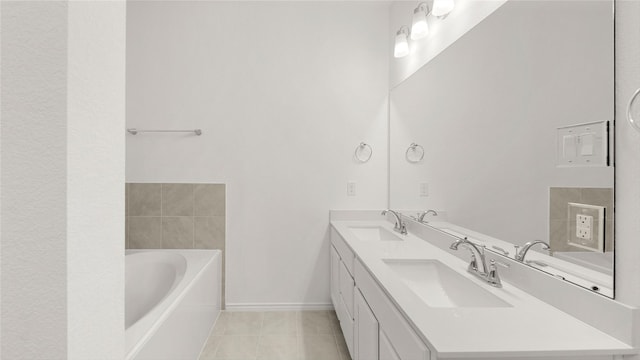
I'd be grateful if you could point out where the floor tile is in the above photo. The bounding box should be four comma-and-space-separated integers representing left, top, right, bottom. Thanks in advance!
212, 312, 231, 335
298, 335, 340, 360
225, 312, 264, 335
256, 335, 299, 360
262, 311, 298, 335
214, 335, 259, 359
326, 311, 341, 334
199, 336, 223, 359
297, 311, 334, 335
334, 334, 351, 360
200, 311, 350, 360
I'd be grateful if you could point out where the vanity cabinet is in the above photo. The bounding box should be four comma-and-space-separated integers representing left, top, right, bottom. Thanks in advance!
331, 228, 357, 358
331, 228, 430, 360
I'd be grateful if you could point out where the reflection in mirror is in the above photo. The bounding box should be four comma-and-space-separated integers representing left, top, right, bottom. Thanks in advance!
389, 1, 615, 297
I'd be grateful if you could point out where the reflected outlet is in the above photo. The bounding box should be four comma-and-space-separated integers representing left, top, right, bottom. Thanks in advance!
567, 203, 605, 252
576, 214, 593, 240
419, 183, 429, 197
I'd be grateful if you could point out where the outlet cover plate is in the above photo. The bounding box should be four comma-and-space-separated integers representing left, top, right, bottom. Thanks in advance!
557, 121, 608, 167
567, 202, 605, 252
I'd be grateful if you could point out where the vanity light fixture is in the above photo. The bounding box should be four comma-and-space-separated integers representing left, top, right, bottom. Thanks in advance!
410, 3, 430, 40
431, 0, 455, 17
394, 26, 410, 58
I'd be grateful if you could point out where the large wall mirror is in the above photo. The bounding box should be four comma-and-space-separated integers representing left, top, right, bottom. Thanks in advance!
390, 1, 615, 297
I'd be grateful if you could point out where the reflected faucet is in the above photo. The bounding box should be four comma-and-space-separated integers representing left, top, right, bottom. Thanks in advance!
515, 240, 551, 262
381, 209, 408, 235
450, 238, 502, 287
417, 209, 438, 223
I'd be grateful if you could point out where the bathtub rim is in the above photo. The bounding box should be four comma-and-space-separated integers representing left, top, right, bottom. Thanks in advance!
125, 249, 221, 360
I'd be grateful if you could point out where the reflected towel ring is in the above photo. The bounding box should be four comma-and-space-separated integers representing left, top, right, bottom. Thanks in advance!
355, 142, 373, 163
628, 87, 640, 133
406, 143, 425, 163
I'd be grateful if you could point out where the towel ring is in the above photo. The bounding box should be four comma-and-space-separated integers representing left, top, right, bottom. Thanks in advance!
628, 87, 640, 133
406, 143, 425, 163
355, 142, 373, 163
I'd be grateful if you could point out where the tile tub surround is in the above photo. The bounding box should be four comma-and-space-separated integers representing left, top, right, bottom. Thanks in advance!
126, 183, 226, 306
549, 187, 614, 253
199, 311, 350, 360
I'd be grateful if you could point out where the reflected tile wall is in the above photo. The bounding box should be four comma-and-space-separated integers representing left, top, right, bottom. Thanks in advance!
549, 187, 613, 253
126, 183, 226, 307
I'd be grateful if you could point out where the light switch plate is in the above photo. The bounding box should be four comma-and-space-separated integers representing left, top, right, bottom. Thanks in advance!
567, 202, 605, 252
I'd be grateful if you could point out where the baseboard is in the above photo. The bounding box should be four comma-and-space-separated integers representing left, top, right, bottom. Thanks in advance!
224, 302, 334, 311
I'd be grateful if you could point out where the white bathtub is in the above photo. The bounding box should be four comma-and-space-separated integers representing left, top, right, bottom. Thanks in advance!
125, 250, 221, 360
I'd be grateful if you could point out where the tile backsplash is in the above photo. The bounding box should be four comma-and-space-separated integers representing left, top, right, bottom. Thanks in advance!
126, 183, 226, 306
126, 183, 225, 249
549, 187, 613, 253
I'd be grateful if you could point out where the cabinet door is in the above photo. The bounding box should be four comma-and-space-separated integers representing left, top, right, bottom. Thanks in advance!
339, 261, 355, 319
330, 246, 340, 306
379, 329, 401, 360
355, 289, 378, 360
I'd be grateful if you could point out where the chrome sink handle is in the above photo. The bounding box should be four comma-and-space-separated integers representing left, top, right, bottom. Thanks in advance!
450, 238, 502, 288
487, 260, 502, 288
381, 209, 408, 235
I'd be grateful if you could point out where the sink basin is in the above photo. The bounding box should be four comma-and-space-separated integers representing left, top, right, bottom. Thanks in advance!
383, 259, 511, 308
349, 227, 403, 242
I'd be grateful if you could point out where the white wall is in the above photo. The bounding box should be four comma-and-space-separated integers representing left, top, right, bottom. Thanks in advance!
67, 1, 126, 358
1, 1, 126, 358
613, 0, 640, 309
1, 2, 69, 357
389, 0, 506, 87
126, 1, 389, 307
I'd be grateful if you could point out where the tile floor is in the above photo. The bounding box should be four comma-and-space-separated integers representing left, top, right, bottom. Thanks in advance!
199, 310, 351, 360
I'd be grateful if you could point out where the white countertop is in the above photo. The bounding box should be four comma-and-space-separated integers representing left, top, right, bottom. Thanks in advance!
331, 220, 635, 358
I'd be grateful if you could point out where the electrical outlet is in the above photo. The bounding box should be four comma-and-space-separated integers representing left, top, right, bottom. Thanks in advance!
419, 183, 429, 197
347, 182, 356, 196
567, 203, 605, 252
576, 214, 593, 240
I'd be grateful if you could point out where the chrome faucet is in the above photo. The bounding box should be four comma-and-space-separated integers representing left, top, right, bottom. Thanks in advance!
515, 240, 551, 262
450, 238, 502, 288
417, 209, 438, 223
381, 209, 408, 235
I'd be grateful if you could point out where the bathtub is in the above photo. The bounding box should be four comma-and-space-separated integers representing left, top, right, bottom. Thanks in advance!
125, 250, 221, 360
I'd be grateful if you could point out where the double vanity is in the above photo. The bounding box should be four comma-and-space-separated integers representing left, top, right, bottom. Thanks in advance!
330, 211, 635, 360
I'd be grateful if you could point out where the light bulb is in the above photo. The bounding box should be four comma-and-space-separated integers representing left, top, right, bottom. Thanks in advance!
432, 0, 455, 17
394, 28, 410, 58
411, 4, 429, 40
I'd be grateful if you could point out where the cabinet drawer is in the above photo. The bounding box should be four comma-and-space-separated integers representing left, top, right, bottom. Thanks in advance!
331, 227, 355, 276
355, 259, 430, 360
339, 260, 355, 319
